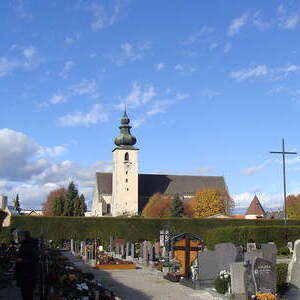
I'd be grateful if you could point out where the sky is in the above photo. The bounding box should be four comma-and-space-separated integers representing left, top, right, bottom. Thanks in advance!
1, 0, 300, 212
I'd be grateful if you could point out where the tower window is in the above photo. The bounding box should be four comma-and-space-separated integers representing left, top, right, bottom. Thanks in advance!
126, 178, 128, 183
125, 152, 129, 161
127, 188, 129, 191
126, 171, 128, 175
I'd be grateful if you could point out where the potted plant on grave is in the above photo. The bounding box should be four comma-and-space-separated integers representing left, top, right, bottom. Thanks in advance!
214, 270, 231, 294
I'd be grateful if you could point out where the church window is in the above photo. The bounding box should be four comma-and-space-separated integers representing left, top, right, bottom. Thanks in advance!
126, 171, 128, 175
125, 152, 129, 161
126, 178, 128, 183
127, 188, 129, 191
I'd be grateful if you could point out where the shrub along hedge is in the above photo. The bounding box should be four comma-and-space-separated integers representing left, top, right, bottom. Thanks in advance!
206, 225, 300, 249
8, 216, 300, 244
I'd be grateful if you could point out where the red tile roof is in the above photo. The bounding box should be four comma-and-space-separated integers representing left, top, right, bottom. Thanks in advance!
245, 195, 266, 216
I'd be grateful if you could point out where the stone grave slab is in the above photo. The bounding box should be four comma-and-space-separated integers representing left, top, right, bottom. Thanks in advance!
252, 257, 276, 294
288, 239, 300, 289
261, 243, 277, 266
215, 242, 243, 271
247, 243, 257, 252
230, 262, 246, 296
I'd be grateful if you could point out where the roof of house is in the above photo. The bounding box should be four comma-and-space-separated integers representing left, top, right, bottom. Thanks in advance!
245, 195, 266, 216
96, 172, 227, 196
230, 215, 245, 219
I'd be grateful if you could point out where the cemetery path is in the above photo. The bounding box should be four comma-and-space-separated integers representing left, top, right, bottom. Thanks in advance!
64, 252, 216, 300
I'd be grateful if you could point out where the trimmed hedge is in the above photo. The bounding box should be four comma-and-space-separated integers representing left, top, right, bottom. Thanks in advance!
206, 225, 300, 248
8, 216, 300, 244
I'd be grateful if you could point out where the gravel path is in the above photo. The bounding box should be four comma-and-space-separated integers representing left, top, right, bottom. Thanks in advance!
64, 252, 218, 300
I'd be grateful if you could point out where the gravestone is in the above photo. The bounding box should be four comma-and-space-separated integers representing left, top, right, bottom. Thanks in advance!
125, 242, 130, 258
198, 249, 219, 282
154, 242, 161, 258
244, 250, 263, 264
230, 262, 247, 295
247, 243, 257, 252
252, 257, 276, 294
288, 239, 300, 288
70, 239, 74, 254
215, 243, 243, 271
142, 241, 148, 264
131, 243, 136, 259
261, 243, 277, 266
120, 244, 125, 258
115, 242, 120, 255
244, 260, 256, 298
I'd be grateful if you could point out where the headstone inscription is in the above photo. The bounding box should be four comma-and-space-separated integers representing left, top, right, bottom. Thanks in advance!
288, 239, 300, 288
252, 257, 276, 294
247, 243, 257, 252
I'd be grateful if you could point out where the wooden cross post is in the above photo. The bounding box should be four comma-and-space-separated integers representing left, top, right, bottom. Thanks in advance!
173, 236, 201, 279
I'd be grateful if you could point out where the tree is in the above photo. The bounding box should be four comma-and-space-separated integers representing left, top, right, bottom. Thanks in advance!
142, 193, 172, 217
286, 194, 300, 219
63, 181, 79, 216
191, 188, 234, 218
52, 195, 64, 216
169, 194, 184, 217
42, 188, 67, 216
13, 194, 21, 214
73, 194, 86, 216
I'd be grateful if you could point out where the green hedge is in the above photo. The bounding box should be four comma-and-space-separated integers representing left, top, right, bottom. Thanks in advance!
206, 225, 300, 248
7, 216, 300, 244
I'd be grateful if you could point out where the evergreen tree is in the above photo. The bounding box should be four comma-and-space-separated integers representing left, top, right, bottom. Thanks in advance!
52, 195, 64, 216
170, 194, 184, 217
80, 194, 87, 215
63, 181, 79, 216
13, 194, 21, 214
73, 195, 82, 216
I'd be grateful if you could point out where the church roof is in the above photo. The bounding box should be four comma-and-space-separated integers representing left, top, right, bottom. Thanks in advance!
245, 195, 266, 216
96, 172, 227, 196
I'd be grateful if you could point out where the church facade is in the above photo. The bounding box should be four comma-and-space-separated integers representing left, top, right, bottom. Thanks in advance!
92, 111, 228, 217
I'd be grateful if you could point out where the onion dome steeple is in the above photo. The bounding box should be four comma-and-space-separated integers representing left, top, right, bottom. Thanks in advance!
114, 110, 137, 147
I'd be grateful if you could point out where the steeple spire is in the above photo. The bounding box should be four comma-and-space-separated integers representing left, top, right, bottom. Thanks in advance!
114, 110, 137, 147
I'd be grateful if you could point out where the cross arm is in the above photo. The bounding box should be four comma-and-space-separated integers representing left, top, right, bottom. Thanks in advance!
270, 151, 297, 154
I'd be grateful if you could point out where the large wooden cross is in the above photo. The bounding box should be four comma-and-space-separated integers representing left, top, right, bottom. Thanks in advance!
173, 236, 202, 279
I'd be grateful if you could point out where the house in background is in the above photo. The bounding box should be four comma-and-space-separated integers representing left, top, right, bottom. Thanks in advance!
244, 195, 266, 219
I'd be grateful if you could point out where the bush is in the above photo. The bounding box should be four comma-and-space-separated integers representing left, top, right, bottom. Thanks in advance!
278, 246, 291, 256
8, 216, 300, 245
214, 276, 228, 294
276, 263, 289, 295
206, 226, 300, 249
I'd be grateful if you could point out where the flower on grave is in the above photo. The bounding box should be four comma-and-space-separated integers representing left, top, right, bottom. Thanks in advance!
255, 293, 276, 300
68, 274, 77, 281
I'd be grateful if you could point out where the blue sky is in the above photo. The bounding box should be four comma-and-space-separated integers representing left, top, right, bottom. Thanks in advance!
1, 0, 300, 212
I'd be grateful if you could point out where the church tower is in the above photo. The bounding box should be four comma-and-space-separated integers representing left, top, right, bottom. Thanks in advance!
111, 110, 139, 216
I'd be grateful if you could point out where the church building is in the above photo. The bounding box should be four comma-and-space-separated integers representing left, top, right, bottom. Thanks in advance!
92, 111, 228, 217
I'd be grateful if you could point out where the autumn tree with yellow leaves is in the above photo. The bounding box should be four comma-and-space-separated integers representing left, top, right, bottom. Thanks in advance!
191, 188, 234, 218
286, 194, 300, 219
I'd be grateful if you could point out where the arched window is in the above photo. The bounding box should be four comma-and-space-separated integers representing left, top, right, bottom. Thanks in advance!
125, 178, 128, 183
124, 152, 129, 161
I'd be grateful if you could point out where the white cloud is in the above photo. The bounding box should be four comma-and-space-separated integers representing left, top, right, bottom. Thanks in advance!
57, 104, 108, 127
0, 57, 19, 77
230, 65, 268, 80
37, 145, 68, 158
89, 1, 122, 31
174, 64, 196, 74
228, 13, 248, 36
65, 34, 80, 46
278, 5, 300, 30
23, 46, 36, 59
183, 26, 215, 45
155, 63, 165, 71
253, 11, 271, 31
60, 60, 75, 78
175, 93, 190, 100
48, 94, 66, 105
70, 79, 99, 98
233, 192, 283, 210
113, 41, 152, 65
117, 82, 156, 109
11, 0, 33, 21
